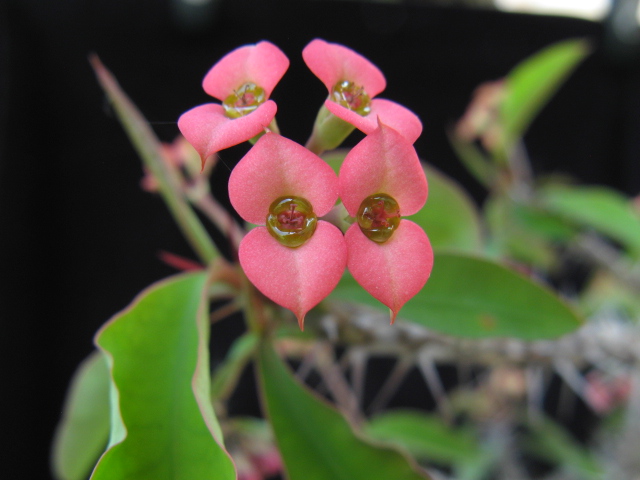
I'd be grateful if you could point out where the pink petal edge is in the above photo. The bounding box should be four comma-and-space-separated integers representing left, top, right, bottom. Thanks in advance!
339, 122, 428, 216
229, 133, 339, 225
239, 221, 347, 329
302, 38, 386, 97
203, 41, 290, 100
345, 220, 433, 323
324, 98, 422, 144
177, 101, 277, 165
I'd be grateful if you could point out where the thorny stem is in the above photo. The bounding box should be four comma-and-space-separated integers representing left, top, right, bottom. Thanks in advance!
325, 302, 640, 368
299, 342, 363, 426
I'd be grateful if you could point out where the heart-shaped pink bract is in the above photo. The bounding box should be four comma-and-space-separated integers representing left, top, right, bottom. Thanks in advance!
339, 122, 432, 321
178, 41, 289, 167
339, 122, 428, 217
229, 133, 347, 328
240, 223, 347, 329
345, 220, 433, 322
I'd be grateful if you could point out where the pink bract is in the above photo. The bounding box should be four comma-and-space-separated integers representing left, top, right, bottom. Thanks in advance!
203, 41, 289, 100
230, 133, 346, 328
303, 38, 422, 142
229, 133, 339, 225
302, 39, 386, 97
178, 41, 289, 166
339, 123, 432, 321
239, 222, 347, 329
178, 102, 277, 166
345, 221, 433, 322
324, 98, 422, 143
339, 122, 427, 217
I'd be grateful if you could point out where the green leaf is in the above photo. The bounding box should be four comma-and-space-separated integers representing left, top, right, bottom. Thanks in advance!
257, 341, 432, 480
540, 185, 640, 257
331, 253, 582, 339
51, 351, 111, 480
484, 194, 562, 269
523, 416, 602, 479
408, 253, 582, 338
410, 164, 483, 252
502, 39, 590, 148
580, 270, 640, 319
321, 148, 349, 177
210, 332, 258, 401
364, 410, 480, 465
447, 133, 496, 188
91, 272, 235, 480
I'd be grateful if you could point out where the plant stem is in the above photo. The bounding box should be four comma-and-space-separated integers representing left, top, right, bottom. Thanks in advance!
90, 55, 218, 264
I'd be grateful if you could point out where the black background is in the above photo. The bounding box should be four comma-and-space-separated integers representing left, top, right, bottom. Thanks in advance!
2, 0, 640, 478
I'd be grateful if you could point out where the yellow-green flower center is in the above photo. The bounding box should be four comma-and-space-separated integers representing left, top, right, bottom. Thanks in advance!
356, 193, 400, 243
331, 80, 371, 116
266, 196, 317, 248
223, 83, 266, 119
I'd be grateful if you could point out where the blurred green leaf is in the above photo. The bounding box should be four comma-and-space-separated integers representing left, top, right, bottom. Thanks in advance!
210, 332, 258, 401
51, 351, 111, 480
331, 253, 582, 339
448, 134, 496, 188
502, 39, 590, 149
524, 416, 602, 479
364, 410, 480, 464
580, 270, 640, 319
321, 148, 349, 177
257, 341, 432, 480
410, 164, 483, 252
91, 272, 235, 480
540, 185, 640, 257
484, 194, 565, 269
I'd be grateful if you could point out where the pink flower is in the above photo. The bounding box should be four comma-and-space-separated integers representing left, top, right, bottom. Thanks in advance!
302, 38, 422, 144
339, 122, 433, 322
178, 41, 289, 168
228, 133, 347, 329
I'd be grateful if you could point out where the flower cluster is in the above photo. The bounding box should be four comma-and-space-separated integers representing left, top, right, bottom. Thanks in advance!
179, 39, 433, 329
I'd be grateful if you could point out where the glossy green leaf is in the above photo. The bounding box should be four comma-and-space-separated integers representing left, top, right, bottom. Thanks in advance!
257, 341, 431, 480
51, 351, 111, 480
410, 164, 483, 252
364, 410, 480, 464
502, 38, 590, 148
332, 253, 582, 339
91, 272, 235, 480
540, 185, 640, 257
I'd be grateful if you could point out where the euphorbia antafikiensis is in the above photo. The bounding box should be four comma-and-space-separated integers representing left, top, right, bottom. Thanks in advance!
178, 41, 289, 169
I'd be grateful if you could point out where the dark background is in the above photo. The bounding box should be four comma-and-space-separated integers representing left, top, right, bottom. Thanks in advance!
2, 0, 640, 478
